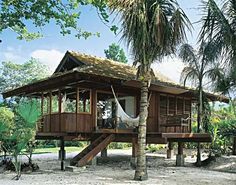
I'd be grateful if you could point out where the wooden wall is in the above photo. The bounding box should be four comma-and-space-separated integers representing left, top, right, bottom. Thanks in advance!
39, 113, 94, 133
146, 91, 192, 133
38, 88, 192, 134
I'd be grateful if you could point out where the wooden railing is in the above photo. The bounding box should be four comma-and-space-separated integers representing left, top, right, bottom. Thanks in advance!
160, 114, 191, 133
37, 112, 93, 133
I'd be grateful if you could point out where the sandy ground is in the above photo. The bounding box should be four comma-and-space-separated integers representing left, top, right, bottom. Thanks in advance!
0, 149, 236, 185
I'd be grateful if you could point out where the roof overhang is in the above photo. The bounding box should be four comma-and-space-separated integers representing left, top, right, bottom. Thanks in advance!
2, 70, 229, 104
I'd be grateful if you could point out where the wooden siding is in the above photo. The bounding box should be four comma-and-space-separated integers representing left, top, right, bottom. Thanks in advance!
147, 92, 158, 132
39, 113, 93, 133
145, 91, 191, 133
37, 89, 192, 135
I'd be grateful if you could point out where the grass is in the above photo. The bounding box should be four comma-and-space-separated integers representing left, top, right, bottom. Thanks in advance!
32, 146, 84, 154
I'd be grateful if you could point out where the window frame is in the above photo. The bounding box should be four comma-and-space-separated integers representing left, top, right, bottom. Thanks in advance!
77, 88, 92, 114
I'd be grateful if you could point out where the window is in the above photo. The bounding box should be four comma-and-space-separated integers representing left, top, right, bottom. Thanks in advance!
42, 96, 49, 115
64, 98, 76, 113
177, 98, 183, 115
168, 96, 175, 115
78, 89, 91, 113
160, 95, 167, 115
52, 96, 59, 113
184, 99, 191, 114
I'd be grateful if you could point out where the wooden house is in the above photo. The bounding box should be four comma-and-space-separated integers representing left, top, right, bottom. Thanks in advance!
3, 51, 228, 167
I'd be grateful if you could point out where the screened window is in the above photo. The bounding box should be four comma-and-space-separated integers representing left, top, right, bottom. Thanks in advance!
52, 96, 59, 113
184, 99, 191, 114
168, 96, 175, 115
177, 98, 183, 115
160, 95, 168, 115
78, 89, 91, 113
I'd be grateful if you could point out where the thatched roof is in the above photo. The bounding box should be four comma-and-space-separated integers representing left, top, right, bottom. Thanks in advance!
68, 51, 178, 86
2, 50, 229, 103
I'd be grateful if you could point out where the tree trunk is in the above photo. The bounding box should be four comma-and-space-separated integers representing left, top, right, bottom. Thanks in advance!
134, 80, 149, 181
233, 136, 236, 155
196, 86, 203, 166
197, 87, 203, 133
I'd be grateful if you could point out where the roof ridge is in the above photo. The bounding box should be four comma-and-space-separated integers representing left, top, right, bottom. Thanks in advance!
68, 50, 175, 84
68, 50, 133, 68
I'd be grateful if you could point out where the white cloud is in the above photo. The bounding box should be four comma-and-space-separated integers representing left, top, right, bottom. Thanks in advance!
1, 46, 25, 62
30, 49, 64, 71
2, 52, 24, 62
152, 57, 185, 83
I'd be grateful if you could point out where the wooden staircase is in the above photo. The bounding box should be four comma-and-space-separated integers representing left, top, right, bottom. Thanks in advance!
70, 134, 115, 166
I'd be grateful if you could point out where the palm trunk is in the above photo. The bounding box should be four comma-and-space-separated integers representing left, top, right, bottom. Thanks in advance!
197, 87, 203, 133
134, 80, 149, 181
196, 86, 203, 166
233, 136, 236, 155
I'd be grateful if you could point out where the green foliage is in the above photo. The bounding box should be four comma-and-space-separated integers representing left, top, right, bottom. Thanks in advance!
35, 140, 86, 149
104, 43, 128, 63
146, 144, 165, 153
0, 107, 14, 155
0, 98, 41, 179
108, 142, 131, 149
199, 0, 236, 95
0, 107, 14, 131
0, 0, 115, 40
0, 58, 50, 93
179, 43, 223, 133
208, 103, 236, 155
110, 0, 191, 70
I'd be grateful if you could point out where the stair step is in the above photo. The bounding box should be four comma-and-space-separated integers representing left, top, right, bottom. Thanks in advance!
70, 134, 115, 167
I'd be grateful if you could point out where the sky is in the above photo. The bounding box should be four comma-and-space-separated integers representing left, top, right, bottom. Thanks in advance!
0, 0, 202, 82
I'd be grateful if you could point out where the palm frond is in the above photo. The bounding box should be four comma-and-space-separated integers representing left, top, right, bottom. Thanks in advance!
180, 66, 198, 87
199, 0, 233, 42
179, 43, 197, 64
110, 0, 191, 70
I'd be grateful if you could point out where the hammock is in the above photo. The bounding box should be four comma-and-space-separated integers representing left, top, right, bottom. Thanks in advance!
111, 86, 139, 127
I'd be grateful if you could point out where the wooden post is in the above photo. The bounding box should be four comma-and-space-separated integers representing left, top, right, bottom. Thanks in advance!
189, 99, 192, 132
90, 138, 97, 166
49, 91, 52, 132
131, 137, 138, 169
157, 93, 160, 132
40, 93, 44, 132
58, 90, 62, 132
92, 89, 98, 131
183, 98, 185, 115
41, 93, 44, 115
167, 142, 173, 159
232, 136, 236, 155
196, 142, 201, 166
101, 148, 108, 158
59, 137, 65, 171
176, 142, 184, 166
76, 87, 79, 132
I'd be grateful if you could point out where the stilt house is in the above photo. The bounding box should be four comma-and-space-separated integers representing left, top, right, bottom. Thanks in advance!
3, 51, 228, 167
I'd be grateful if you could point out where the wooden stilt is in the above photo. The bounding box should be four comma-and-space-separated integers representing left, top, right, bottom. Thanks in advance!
196, 142, 201, 166
60, 137, 65, 171
167, 142, 173, 159
176, 142, 184, 166
233, 136, 236, 155
131, 137, 138, 169
101, 148, 108, 158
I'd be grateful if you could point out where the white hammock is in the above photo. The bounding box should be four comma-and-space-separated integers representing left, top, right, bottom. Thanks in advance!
111, 86, 139, 127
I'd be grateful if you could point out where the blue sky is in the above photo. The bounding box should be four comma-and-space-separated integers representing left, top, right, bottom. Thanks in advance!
0, 0, 202, 82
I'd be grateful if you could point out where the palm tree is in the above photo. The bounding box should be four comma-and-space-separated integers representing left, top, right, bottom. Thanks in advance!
199, 0, 236, 91
179, 42, 223, 166
199, 1, 236, 156
109, 0, 191, 180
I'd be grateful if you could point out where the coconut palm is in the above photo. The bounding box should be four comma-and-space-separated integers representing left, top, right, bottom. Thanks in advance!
199, 0, 236, 92
109, 0, 191, 180
179, 42, 223, 165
